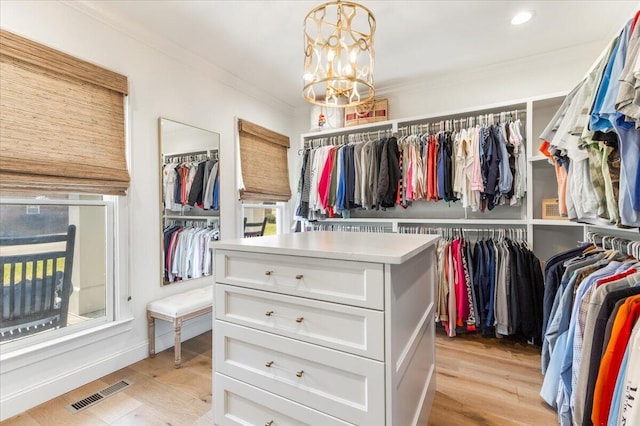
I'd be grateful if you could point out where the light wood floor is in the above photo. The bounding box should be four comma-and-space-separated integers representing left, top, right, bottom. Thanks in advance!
2, 330, 557, 425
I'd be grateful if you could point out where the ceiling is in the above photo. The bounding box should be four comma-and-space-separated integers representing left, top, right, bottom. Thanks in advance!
77, 0, 638, 110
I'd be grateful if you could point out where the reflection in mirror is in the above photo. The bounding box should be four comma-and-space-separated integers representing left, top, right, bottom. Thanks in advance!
159, 118, 220, 286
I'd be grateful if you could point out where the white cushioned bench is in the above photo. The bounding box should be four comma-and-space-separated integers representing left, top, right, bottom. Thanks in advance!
147, 285, 213, 368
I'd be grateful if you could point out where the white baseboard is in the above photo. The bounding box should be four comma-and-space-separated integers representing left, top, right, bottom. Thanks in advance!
0, 315, 212, 421
1, 342, 147, 421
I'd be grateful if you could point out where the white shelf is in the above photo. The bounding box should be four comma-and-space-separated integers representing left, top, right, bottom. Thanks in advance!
310, 218, 393, 223
165, 214, 219, 220
395, 218, 526, 225
529, 154, 549, 162
531, 219, 582, 227
583, 223, 640, 235
312, 218, 526, 225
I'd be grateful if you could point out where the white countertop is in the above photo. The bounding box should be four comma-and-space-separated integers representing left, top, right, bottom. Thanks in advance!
211, 231, 440, 264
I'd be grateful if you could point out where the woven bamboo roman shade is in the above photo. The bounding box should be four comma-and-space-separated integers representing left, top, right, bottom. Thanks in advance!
238, 119, 291, 202
0, 29, 130, 196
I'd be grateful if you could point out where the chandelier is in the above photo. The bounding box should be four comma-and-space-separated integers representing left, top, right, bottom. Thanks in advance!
303, 0, 376, 108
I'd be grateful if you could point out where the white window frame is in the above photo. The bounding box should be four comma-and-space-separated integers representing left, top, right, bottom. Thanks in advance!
0, 195, 119, 353
240, 202, 287, 237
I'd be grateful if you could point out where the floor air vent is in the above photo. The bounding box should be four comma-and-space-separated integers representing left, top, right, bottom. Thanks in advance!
67, 379, 133, 413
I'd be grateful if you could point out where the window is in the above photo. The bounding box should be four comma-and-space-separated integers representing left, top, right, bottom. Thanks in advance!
0, 195, 116, 346
242, 202, 286, 237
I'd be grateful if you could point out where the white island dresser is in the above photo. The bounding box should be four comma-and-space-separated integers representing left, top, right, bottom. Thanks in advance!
211, 231, 439, 426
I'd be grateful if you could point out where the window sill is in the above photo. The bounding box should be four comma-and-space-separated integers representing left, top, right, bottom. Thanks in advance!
0, 318, 134, 370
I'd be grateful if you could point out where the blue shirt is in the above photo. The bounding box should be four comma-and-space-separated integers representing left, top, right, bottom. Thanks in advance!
590, 19, 632, 132
613, 115, 640, 227
336, 147, 346, 212
607, 329, 632, 426
540, 262, 616, 410
557, 262, 626, 425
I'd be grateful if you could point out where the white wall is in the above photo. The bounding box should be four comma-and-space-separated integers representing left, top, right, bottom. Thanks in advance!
295, 39, 610, 138
0, 0, 295, 420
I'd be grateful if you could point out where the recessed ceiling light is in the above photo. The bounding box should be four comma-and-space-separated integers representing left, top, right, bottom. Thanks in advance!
511, 10, 533, 25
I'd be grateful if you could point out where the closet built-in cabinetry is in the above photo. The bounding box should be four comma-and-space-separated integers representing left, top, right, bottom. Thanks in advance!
299, 93, 639, 263
212, 232, 439, 425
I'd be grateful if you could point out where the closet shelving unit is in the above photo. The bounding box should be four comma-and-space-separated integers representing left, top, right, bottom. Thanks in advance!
299, 92, 639, 263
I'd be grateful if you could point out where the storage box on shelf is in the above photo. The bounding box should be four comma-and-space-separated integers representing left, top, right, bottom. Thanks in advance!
344, 98, 389, 127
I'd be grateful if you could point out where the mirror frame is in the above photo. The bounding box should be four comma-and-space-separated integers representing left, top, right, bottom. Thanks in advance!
158, 117, 221, 286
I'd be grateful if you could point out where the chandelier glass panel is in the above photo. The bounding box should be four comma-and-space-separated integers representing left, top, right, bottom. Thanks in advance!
303, 0, 376, 107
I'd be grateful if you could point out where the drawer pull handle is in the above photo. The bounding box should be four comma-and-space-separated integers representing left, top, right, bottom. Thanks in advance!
265, 270, 274, 276
265, 421, 274, 426
296, 370, 304, 378
265, 361, 274, 368
295, 317, 304, 323
295, 274, 303, 280
265, 310, 274, 316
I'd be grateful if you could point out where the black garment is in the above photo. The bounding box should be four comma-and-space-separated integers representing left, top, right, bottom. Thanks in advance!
296, 149, 310, 218
507, 241, 521, 336
485, 126, 502, 211
592, 130, 619, 146
472, 241, 486, 329
515, 244, 536, 341
541, 244, 591, 338
443, 131, 458, 202
582, 286, 640, 426
530, 250, 545, 343
375, 138, 388, 206
174, 164, 182, 205
346, 145, 356, 209
162, 225, 180, 281
187, 161, 207, 206
342, 145, 354, 210
379, 137, 401, 208
505, 137, 516, 199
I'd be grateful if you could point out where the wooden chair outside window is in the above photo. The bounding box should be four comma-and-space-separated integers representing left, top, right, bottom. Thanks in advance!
243, 217, 267, 238
0, 225, 76, 341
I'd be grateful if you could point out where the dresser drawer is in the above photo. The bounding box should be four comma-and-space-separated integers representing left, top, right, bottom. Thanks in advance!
215, 373, 353, 426
215, 284, 384, 360
215, 321, 384, 425
215, 249, 384, 309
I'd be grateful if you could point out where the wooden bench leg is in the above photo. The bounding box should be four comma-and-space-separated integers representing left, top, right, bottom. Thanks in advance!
174, 317, 183, 368
147, 312, 156, 358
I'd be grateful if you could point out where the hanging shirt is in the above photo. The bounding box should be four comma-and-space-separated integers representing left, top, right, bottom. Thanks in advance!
496, 125, 514, 196
610, 318, 640, 426
437, 132, 447, 201
592, 295, 640, 425
612, 117, 640, 226
590, 20, 632, 133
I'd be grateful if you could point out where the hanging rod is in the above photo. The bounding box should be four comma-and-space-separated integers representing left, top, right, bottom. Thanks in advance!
163, 149, 218, 162
304, 128, 394, 149
395, 108, 526, 136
